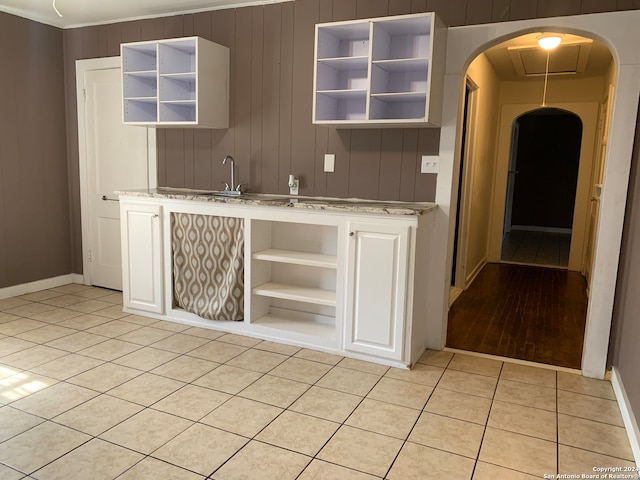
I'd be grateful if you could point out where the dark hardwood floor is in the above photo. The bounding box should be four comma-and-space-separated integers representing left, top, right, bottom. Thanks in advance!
447, 263, 588, 369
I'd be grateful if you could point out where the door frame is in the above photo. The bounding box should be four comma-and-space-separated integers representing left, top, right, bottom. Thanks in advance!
76, 56, 157, 286
424, 12, 640, 379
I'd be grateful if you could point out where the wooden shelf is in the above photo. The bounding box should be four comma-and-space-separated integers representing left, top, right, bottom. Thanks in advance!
253, 249, 337, 269
252, 314, 335, 339
253, 282, 336, 307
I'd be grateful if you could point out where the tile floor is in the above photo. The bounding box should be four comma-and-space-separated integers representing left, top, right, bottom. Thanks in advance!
501, 229, 571, 267
0, 284, 636, 479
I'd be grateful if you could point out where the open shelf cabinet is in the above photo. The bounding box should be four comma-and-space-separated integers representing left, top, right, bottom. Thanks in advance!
121, 36, 229, 128
313, 12, 446, 128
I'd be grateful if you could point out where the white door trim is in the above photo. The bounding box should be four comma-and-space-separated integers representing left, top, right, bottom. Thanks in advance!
76, 57, 157, 286
425, 11, 640, 379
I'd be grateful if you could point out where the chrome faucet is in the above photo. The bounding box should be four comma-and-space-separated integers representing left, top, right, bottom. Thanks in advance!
221, 155, 244, 195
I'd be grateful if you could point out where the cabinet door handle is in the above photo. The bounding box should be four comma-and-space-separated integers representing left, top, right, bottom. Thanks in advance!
349, 232, 354, 237
152, 214, 159, 218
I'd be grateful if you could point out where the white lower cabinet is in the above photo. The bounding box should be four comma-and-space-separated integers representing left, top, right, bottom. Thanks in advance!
120, 202, 164, 314
344, 221, 410, 361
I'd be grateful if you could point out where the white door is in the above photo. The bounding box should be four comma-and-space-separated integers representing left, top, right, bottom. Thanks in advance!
78, 59, 155, 290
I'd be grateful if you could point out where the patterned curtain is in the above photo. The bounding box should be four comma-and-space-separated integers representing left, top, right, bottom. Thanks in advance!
171, 213, 244, 321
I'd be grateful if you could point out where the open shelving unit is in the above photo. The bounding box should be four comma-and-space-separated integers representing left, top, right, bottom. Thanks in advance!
313, 12, 446, 128
249, 220, 339, 343
121, 37, 229, 128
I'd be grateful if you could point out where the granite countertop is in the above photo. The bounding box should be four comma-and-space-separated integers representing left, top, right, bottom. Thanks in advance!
116, 188, 437, 216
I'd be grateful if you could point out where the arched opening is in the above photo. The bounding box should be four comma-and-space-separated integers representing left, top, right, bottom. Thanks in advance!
446, 31, 614, 369
502, 108, 583, 268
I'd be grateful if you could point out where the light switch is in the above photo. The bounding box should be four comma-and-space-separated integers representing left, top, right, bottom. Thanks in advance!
324, 154, 335, 173
421, 155, 439, 174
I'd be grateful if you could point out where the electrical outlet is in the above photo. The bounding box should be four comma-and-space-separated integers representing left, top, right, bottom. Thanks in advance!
324, 154, 335, 173
421, 155, 440, 174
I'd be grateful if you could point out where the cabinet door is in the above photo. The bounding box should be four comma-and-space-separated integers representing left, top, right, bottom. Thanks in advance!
345, 221, 409, 361
121, 203, 164, 314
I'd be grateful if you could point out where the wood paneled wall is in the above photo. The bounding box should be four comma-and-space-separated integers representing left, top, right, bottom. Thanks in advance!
0, 13, 70, 289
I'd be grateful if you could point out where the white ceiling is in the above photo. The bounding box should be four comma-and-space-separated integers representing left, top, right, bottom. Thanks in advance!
0, 0, 290, 28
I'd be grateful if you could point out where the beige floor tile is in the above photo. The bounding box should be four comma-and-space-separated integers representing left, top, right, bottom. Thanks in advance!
149, 332, 210, 353
150, 355, 219, 383
256, 411, 339, 456
388, 442, 475, 480
30, 308, 84, 322
117, 457, 205, 480
193, 365, 263, 394
289, 385, 362, 423
38, 295, 86, 308
119, 314, 159, 326
85, 320, 141, 338
54, 394, 143, 435
254, 340, 301, 356
0, 312, 21, 323
112, 346, 179, 371
0, 363, 19, 380
558, 444, 637, 475
44, 331, 108, 353
115, 326, 174, 345
216, 333, 263, 347
557, 371, 616, 400
558, 413, 634, 460
188, 340, 248, 363
425, 387, 492, 424
32, 438, 143, 480
149, 320, 190, 332
100, 408, 192, 454
152, 384, 231, 420
67, 299, 113, 314
100, 292, 123, 305
107, 372, 184, 406
0, 406, 45, 442
28, 358, 96, 391
212, 441, 310, 480
488, 400, 557, 441
92, 304, 129, 320
500, 362, 556, 388
18, 291, 63, 302
337, 357, 390, 375
0, 337, 37, 357
0, 319, 48, 336
49, 284, 92, 295
318, 425, 403, 477
269, 357, 333, 384
558, 389, 624, 426
408, 412, 485, 458
15, 325, 77, 344
153, 423, 248, 476
1, 371, 59, 404
494, 378, 556, 411
448, 353, 503, 377
11, 381, 98, 418
0, 463, 23, 480
72, 288, 113, 300
67, 362, 142, 392
0, 421, 90, 474
346, 398, 419, 439
3, 303, 57, 318
1, 345, 67, 370
479, 427, 557, 477
294, 348, 343, 365
240, 374, 310, 408
200, 396, 283, 437
437, 369, 498, 399
57, 314, 111, 331
316, 367, 380, 396
384, 363, 444, 386
298, 460, 381, 480
472, 462, 539, 480
77, 338, 141, 361
181, 326, 226, 340
226, 348, 288, 373
367, 377, 433, 410
0, 297, 33, 310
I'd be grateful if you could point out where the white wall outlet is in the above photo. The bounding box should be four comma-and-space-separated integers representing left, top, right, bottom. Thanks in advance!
324, 154, 335, 173
421, 155, 440, 174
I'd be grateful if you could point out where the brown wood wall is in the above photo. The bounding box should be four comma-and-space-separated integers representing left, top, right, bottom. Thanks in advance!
0, 12, 70, 289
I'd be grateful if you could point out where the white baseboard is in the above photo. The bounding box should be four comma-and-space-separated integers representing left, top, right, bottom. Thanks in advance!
465, 257, 486, 288
611, 367, 640, 467
0, 274, 83, 300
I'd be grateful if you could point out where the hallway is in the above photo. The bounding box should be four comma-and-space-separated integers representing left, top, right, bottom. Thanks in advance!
447, 263, 588, 369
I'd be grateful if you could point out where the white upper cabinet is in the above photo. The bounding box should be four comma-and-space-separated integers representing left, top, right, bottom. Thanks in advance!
313, 12, 446, 128
121, 37, 229, 128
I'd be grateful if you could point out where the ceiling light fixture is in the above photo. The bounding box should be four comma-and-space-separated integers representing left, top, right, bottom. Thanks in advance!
52, 0, 63, 17
538, 34, 562, 106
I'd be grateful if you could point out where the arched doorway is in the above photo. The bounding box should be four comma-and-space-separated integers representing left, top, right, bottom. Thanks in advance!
502, 108, 583, 268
